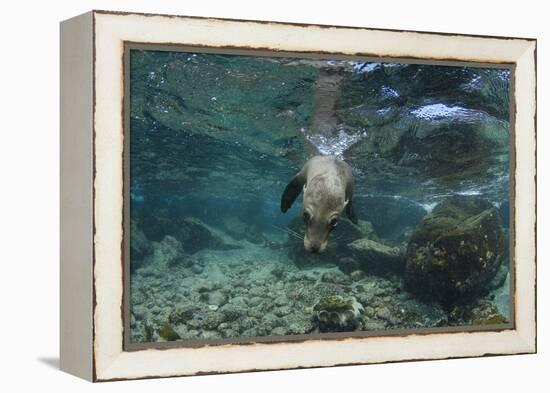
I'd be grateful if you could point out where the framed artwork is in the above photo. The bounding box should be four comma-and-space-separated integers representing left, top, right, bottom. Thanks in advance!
60, 10, 536, 381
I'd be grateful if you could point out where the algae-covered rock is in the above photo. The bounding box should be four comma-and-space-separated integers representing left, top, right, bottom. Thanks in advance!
404, 196, 504, 305
177, 217, 241, 254
199, 311, 227, 330
348, 238, 405, 274
313, 295, 364, 332
168, 303, 197, 325
158, 323, 181, 341
449, 298, 508, 326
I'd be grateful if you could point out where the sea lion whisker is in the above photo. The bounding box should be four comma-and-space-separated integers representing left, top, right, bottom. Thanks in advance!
286, 230, 304, 241
287, 232, 304, 241
270, 224, 304, 240
270, 224, 290, 234
286, 227, 305, 239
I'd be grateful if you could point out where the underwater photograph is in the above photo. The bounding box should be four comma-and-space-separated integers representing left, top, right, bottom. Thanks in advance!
127, 48, 512, 344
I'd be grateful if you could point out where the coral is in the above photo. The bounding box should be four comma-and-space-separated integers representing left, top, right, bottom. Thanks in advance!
313, 295, 364, 332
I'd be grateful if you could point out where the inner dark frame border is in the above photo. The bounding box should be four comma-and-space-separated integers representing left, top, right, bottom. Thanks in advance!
122, 41, 517, 352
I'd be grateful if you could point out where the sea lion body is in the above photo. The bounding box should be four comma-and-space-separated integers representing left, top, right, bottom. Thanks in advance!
281, 155, 357, 253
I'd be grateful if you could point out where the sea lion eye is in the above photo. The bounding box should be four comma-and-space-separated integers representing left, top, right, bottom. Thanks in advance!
329, 218, 338, 229
303, 211, 311, 222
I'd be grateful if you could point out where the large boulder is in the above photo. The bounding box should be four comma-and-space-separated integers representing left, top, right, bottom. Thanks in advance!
348, 238, 405, 274
176, 217, 241, 254
404, 196, 504, 305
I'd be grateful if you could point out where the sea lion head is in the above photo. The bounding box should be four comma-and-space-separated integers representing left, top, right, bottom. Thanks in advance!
302, 175, 347, 254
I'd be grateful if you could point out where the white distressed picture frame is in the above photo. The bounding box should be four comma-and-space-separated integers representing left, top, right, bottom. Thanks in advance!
60, 10, 536, 382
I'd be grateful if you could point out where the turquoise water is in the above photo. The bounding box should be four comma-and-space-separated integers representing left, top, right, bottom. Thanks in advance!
129, 49, 511, 343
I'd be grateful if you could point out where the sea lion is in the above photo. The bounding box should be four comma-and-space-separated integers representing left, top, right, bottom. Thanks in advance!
281, 155, 358, 253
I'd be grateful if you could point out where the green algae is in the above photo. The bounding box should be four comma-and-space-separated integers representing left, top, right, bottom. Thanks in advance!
158, 323, 181, 341
313, 295, 354, 313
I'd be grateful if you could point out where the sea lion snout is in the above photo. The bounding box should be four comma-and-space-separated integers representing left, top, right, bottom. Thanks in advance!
303, 213, 333, 254
304, 234, 326, 254
305, 240, 327, 254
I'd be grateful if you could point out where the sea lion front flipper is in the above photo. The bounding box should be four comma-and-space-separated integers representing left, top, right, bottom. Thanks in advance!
281, 174, 305, 213
345, 198, 358, 224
